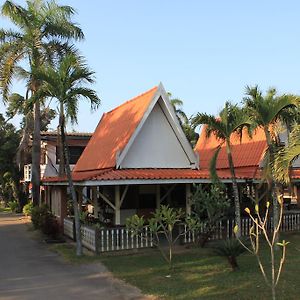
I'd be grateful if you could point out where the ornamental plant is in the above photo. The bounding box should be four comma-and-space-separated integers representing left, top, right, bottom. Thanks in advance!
126, 205, 200, 269
234, 195, 289, 300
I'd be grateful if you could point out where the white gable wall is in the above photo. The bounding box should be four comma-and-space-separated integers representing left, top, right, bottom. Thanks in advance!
120, 102, 192, 168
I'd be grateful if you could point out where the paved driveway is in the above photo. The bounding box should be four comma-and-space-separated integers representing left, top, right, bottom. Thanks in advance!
0, 213, 150, 300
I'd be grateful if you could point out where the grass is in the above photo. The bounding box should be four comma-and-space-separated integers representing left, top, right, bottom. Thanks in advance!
51, 233, 300, 300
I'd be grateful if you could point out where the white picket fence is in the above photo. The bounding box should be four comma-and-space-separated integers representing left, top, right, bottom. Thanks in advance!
64, 213, 300, 252
98, 227, 153, 252
184, 213, 300, 244
81, 226, 97, 252
63, 218, 74, 240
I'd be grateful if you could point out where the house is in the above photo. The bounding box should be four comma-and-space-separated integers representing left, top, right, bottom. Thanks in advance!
42, 83, 300, 226
24, 131, 92, 213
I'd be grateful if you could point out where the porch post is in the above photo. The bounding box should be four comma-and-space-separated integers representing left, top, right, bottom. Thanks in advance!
77, 186, 83, 212
156, 184, 161, 208
115, 185, 121, 225
186, 183, 191, 216
92, 186, 100, 218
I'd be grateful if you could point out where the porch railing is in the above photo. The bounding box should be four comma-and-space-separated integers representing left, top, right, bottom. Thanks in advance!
63, 212, 300, 253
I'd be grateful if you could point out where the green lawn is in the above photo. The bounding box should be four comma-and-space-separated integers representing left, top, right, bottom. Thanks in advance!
52, 233, 300, 299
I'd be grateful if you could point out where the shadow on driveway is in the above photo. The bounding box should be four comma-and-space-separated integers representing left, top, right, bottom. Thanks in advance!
0, 213, 151, 300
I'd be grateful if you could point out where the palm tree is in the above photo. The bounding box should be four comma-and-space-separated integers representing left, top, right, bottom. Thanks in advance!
243, 86, 298, 231
192, 102, 251, 237
168, 93, 199, 147
35, 54, 100, 256
274, 124, 300, 184
0, 0, 83, 206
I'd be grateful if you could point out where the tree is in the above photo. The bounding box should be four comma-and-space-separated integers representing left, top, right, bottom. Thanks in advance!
192, 102, 251, 237
0, 114, 20, 205
0, 0, 83, 206
34, 54, 100, 256
5, 92, 56, 172
235, 196, 289, 300
126, 205, 200, 269
191, 183, 230, 247
168, 93, 199, 147
274, 124, 300, 184
243, 86, 298, 233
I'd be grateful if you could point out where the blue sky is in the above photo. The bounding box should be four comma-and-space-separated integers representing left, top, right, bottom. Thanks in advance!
1, 0, 300, 132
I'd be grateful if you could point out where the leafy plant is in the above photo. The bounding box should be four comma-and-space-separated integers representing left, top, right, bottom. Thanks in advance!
30, 204, 50, 229
191, 184, 230, 247
22, 202, 33, 216
8, 200, 18, 212
214, 238, 246, 271
126, 205, 200, 269
235, 196, 289, 300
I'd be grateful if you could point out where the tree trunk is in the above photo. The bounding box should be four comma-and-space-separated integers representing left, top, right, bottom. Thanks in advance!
60, 115, 82, 256
226, 140, 241, 238
264, 128, 279, 241
58, 102, 66, 177
31, 101, 41, 206
16, 112, 31, 173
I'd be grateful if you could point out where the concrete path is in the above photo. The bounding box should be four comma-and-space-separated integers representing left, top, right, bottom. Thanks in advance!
0, 213, 152, 300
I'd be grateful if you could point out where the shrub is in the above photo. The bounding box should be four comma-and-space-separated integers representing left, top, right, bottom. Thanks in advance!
30, 204, 60, 239
23, 202, 33, 216
214, 238, 246, 271
8, 200, 18, 212
31, 205, 49, 229
40, 212, 60, 239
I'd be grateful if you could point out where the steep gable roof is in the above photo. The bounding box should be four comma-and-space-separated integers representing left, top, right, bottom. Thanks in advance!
195, 126, 267, 169
74, 86, 158, 171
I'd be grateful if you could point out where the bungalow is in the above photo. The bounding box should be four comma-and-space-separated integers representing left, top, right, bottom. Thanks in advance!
42, 83, 300, 225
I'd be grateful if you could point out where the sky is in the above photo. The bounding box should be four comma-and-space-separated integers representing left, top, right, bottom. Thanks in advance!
1, 0, 300, 133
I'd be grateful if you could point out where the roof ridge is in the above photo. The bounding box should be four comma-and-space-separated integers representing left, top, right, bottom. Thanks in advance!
105, 86, 158, 115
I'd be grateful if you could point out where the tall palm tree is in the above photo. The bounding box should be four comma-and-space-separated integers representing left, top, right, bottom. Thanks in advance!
243, 86, 298, 231
0, 0, 83, 206
192, 102, 251, 237
35, 54, 100, 256
274, 124, 300, 184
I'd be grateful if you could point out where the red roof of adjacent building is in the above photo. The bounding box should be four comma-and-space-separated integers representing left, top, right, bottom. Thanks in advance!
195, 126, 268, 169
74, 86, 158, 172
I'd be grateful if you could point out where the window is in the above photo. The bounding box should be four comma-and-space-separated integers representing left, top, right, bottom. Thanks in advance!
56, 146, 85, 164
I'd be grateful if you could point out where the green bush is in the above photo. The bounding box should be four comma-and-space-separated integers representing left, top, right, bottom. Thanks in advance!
214, 238, 246, 271
40, 212, 60, 239
8, 200, 18, 212
30, 204, 60, 239
31, 204, 49, 229
23, 202, 33, 216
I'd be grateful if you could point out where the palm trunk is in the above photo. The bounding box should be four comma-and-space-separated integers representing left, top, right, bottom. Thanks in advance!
16, 112, 31, 172
60, 114, 82, 256
58, 102, 66, 177
31, 101, 41, 206
264, 127, 279, 238
226, 140, 241, 238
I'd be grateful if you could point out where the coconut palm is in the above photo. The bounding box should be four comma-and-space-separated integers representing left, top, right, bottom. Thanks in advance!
0, 0, 83, 206
274, 125, 300, 184
192, 102, 252, 237
243, 86, 298, 230
34, 53, 100, 256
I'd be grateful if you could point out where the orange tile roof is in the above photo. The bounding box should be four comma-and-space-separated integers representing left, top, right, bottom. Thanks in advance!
74, 86, 158, 172
43, 167, 262, 183
195, 126, 267, 169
